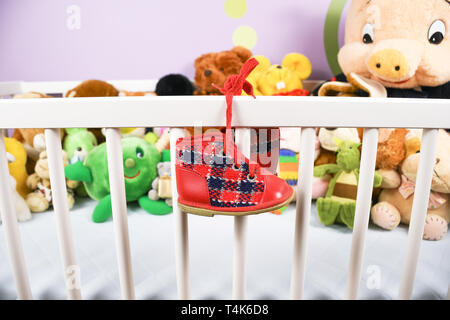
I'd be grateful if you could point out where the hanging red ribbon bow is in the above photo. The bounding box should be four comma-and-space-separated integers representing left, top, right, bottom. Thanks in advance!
212, 58, 259, 176
212, 57, 259, 131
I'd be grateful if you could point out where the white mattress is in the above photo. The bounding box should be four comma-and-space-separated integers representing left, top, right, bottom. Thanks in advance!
0, 198, 448, 300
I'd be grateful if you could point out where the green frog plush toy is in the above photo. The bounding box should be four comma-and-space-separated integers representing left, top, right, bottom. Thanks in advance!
65, 136, 164, 222
314, 138, 382, 229
63, 128, 98, 197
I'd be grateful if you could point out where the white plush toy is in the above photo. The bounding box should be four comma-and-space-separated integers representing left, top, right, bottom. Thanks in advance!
0, 152, 32, 223
148, 161, 172, 207
318, 128, 361, 152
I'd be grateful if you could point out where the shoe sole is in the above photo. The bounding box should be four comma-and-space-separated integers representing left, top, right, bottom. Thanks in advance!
178, 192, 295, 217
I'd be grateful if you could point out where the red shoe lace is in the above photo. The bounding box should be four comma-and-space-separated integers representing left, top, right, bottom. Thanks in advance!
212, 58, 259, 179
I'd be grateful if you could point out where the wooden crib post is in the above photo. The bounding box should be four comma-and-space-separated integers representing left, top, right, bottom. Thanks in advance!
45, 128, 82, 300
345, 128, 379, 300
105, 127, 135, 300
232, 128, 251, 300
170, 128, 191, 299
0, 130, 32, 300
290, 127, 315, 300
398, 128, 439, 300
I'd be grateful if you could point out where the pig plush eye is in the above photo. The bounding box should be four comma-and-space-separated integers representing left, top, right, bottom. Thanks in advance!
362, 23, 374, 44
428, 20, 446, 45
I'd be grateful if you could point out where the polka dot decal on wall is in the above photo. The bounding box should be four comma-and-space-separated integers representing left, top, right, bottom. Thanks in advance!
233, 26, 258, 50
224, 0, 257, 50
224, 0, 248, 19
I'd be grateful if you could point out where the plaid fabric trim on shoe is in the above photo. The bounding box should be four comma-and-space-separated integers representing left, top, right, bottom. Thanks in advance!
176, 135, 265, 208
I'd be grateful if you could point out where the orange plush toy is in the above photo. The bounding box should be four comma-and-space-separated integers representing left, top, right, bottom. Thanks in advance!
194, 46, 252, 95
376, 128, 409, 170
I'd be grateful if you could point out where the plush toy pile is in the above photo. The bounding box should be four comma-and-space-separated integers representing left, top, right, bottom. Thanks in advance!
310, 0, 450, 239
2, 0, 448, 240
371, 130, 450, 240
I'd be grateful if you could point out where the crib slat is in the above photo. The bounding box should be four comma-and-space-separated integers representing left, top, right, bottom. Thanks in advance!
0, 131, 32, 300
232, 128, 251, 300
345, 128, 379, 300
290, 127, 316, 299
45, 129, 81, 300
105, 128, 135, 300
170, 128, 190, 299
398, 128, 439, 300
447, 284, 450, 300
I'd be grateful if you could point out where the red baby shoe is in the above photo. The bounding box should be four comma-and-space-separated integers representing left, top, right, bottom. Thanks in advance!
175, 132, 293, 216
175, 57, 293, 216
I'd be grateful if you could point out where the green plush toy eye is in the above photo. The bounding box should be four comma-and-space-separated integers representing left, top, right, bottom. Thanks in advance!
136, 146, 144, 159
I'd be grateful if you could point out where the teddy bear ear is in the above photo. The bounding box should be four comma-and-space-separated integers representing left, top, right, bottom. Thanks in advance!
194, 54, 208, 68
282, 53, 312, 80
66, 89, 77, 98
231, 46, 253, 63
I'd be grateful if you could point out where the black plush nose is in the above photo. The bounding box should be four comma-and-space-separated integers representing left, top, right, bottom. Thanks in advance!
276, 65, 282, 69
204, 69, 212, 77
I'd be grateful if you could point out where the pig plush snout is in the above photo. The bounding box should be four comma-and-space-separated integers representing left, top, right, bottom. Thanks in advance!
366, 39, 424, 83
368, 49, 410, 81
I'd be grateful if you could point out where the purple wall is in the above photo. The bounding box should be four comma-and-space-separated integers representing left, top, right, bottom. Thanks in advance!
0, 0, 348, 82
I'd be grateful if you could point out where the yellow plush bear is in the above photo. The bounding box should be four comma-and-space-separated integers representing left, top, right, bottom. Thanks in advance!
4, 137, 29, 198
246, 53, 312, 96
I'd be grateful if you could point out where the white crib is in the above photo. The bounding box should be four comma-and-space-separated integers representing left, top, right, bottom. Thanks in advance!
0, 80, 449, 300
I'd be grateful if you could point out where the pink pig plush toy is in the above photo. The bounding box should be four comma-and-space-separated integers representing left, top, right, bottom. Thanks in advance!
316, 0, 450, 99
315, 0, 450, 240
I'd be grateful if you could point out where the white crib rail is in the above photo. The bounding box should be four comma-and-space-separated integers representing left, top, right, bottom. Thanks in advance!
290, 127, 316, 299
345, 128, 379, 299
0, 93, 448, 300
170, 128, 191, 299
45, 128, 81, 299
105, 128, 136, 300
233, 128, 252, 300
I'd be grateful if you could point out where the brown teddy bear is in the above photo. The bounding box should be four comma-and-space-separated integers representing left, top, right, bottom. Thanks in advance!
25, 150, 78, 212
66, 80, 120, 143
66, 79, 119, 98
194, 46, 252, 95
371, 129, 450, 240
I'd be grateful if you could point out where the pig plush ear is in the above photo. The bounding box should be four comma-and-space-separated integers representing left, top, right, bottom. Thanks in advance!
282, 53, 312, 80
